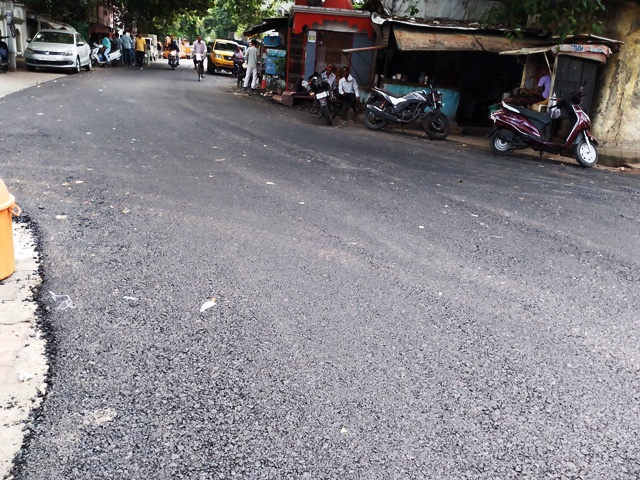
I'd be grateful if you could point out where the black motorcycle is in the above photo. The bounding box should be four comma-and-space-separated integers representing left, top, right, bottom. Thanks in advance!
307, 71, 339, 125
235, 60, 246, 88
364, 82, 450, 140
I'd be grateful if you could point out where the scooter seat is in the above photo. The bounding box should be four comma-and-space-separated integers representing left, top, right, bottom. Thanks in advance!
505, 103, 552, 125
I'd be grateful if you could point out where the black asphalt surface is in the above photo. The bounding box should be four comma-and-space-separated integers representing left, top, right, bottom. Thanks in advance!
2, 61, 639, 479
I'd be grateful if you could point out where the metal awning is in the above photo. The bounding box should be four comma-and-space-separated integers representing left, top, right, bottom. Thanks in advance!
27, 12, 75, 31
392, 26, 545, 52
394, 28, 480, 51
500, 44, 613, 64
342, 45, 386, 54
244, 17, 289, 37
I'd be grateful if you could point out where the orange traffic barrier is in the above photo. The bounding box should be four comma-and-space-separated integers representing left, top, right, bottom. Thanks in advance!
0, 178, 21, 280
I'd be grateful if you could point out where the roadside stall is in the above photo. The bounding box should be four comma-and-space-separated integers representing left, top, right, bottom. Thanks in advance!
500, 38, 621, 114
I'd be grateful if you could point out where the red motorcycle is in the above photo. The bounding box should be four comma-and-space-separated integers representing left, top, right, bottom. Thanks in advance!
487, 85, 598, 167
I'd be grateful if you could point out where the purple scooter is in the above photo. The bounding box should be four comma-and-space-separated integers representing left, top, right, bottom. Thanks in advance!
486, 84, 598, 167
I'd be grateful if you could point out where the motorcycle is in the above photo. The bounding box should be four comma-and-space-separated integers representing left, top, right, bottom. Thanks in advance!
91, 44, 121, 67
307, 71, 338, 125
486, 84, 598, 167
364, 82, 450, 140
168, 51, 179, 70
235, 60, 246, 88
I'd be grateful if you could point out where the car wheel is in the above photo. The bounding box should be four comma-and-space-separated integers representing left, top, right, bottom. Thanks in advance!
85, 58, 92, 71
72, 57, 81, 74
206, 59, 214, 74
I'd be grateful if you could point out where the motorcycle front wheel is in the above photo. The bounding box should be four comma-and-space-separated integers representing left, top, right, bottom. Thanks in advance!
364, 109, 388, 130
321, 104, 333, 126
422, 111, 450, 140
574, 137, 598, 167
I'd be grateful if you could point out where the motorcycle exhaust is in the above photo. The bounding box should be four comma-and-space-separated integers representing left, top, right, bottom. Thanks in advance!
367, 104, 401, 123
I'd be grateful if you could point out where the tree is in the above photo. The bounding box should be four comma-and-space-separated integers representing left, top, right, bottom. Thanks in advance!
485, 0, 606, 40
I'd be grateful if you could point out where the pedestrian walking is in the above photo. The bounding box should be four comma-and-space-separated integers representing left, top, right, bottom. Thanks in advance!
243, 39, 260, 92
134, 33, 146, 69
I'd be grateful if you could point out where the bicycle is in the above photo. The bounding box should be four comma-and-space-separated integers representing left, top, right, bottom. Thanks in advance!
194, 53, 205, 81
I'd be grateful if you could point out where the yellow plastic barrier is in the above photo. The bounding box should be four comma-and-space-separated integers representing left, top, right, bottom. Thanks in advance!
0, 178, 21, 280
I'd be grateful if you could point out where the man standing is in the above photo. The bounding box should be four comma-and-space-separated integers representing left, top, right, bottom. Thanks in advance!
134, 33, 146, 70
243, 39, 259, 92
192, 34, 206, 74
338, 66, 360, 118
232, 45, 244, 78
113, 33, 122, 62
121, 32, 132, 65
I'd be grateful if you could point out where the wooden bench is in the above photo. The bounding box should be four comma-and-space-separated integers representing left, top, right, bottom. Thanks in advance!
273, 91, 314, 107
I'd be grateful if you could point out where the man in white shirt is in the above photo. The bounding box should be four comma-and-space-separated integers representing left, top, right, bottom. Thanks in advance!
338, 66, 360, 117
322, 64, 337, 92
192, 34, 207, 75
243, 39, 260, 91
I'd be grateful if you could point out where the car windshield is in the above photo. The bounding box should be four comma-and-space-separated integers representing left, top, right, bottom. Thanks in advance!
33, 32, 74, 44
216, 42, 237, 52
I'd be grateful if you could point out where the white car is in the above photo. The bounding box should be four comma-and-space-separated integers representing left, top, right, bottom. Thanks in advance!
25, 29, 92, 73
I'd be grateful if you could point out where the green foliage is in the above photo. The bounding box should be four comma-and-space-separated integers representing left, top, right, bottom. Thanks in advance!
484, 0, 606, 41
24, 0, 98, 22
26, 0, 280, 42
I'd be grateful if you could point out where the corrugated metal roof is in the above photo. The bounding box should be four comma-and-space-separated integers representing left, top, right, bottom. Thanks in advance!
393, 27, 545, 52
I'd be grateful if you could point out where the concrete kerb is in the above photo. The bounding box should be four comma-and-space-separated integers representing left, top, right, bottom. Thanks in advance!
0, 222, 47, 480
0, 57, 68, 100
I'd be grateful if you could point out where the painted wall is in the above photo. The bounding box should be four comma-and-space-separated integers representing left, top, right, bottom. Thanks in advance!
379, 0, 500, 20
591, 2, 640, 150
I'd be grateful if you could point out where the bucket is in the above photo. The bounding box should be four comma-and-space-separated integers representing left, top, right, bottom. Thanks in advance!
0, 178, 21, 280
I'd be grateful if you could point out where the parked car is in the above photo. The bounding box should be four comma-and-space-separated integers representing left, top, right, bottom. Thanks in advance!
207, 39, 239, 74
25, 29, 91, 73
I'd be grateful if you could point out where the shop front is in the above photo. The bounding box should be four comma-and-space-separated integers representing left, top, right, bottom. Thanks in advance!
370, 14, 548, 128
286, 0, 375, 94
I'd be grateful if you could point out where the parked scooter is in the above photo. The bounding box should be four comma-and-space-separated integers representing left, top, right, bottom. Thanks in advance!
91, 44, 121, 67
486, 84, 598, 167
307, 71, 338, 125
364, 82, 450, 140
168, 51, 179, 70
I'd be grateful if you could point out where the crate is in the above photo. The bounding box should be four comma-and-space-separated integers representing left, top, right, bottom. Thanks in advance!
262, 36, 283, 47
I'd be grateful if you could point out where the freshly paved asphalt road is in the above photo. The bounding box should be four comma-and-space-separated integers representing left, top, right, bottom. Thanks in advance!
1, 61, 639, 479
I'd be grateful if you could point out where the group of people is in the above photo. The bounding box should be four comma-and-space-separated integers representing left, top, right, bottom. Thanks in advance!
92, 32, 147, 69
293, 63, 360, 117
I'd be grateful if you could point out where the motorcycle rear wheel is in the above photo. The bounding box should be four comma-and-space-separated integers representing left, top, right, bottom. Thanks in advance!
574, 138, 598, 168
364, 109, 388, 130
321, 105, 333, 126
490, 131, 514, 155
422, 111, 450, 140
